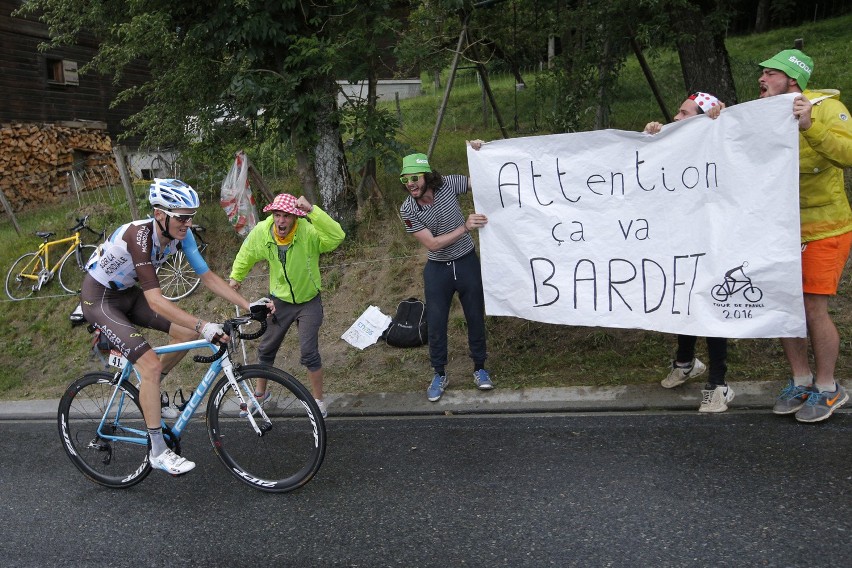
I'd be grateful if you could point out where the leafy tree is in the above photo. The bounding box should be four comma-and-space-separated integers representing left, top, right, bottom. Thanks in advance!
333, 0, 409, 213
18, 0, 356, 220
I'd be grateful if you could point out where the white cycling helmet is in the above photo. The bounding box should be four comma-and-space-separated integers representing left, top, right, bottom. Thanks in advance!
149, 178, 200, 210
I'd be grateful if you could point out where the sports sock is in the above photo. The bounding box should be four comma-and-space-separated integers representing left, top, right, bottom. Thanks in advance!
148, 428, 167, 456
793, 374, 814, 388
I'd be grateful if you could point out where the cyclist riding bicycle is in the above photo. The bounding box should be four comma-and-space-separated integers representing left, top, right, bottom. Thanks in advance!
80, 178, 271, 476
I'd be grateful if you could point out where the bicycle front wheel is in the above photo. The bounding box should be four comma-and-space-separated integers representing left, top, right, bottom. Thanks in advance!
58, 372, 152, 489
5, 252, 43, 300
59, 245, 97, 294
207, 365, 326, 493
157, 250, 201, 301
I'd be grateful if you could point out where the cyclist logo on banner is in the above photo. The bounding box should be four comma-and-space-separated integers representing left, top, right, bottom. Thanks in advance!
711, 262, 764, 320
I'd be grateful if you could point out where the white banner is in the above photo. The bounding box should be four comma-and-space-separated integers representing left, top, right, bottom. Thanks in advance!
467, 94, 806, 338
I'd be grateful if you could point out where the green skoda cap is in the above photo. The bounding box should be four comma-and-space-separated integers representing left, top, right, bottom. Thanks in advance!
401, 153, 431, 175
759, 49, 813, 90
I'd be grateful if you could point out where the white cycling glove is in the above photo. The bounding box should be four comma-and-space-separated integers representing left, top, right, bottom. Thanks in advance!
201, 322, 225, 343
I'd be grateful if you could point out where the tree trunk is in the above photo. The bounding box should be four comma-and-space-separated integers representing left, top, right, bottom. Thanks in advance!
312, 91, 356, 228
595, 37, 612, 130
754, 0, 770, 33
672, 1, 738, 105
291, 130, 318, 204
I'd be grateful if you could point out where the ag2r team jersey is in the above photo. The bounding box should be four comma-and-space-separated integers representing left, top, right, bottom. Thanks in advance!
85, 219, 208, 291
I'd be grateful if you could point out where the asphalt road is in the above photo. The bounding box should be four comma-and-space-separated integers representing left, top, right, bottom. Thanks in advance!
1, 411, 850, 567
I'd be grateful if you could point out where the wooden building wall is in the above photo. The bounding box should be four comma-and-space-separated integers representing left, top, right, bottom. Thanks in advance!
0, 0, 147, 146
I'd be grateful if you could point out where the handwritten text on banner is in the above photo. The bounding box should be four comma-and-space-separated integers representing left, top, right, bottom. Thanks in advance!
467, 94, 805, 338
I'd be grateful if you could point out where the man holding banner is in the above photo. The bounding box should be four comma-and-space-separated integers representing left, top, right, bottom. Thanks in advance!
645, 92, 735, 414
398, 148, 493, 402
759, 49, 852, 423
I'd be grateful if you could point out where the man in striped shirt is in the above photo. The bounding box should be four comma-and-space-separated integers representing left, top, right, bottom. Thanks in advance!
398, 145, 494, 401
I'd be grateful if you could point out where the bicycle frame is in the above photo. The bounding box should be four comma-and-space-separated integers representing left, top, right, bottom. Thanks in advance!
97, 338, 264, 448
16, 233, 80, 284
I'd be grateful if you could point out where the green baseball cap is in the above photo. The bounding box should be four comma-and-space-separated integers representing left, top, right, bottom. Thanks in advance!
401, 153, 431, 175
759, 49, 813, 90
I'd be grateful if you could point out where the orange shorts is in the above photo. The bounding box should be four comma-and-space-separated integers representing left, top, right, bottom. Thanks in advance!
801, 232, 852, 295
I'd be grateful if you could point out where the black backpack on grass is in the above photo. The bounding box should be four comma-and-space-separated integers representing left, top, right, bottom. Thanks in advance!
382, 297, 428, 347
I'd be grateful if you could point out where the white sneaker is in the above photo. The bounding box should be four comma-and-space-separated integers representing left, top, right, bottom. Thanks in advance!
699, 384, 734, 413
149, 449, 195, 475
161, 406, 180, 420
315, 399, 328, 419
661, 358, 707, 388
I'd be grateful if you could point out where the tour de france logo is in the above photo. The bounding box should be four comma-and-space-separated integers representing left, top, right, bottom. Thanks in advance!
711, 261, 764, 318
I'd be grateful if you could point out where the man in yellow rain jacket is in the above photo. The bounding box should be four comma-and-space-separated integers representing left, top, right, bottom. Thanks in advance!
758, 49, 852, 422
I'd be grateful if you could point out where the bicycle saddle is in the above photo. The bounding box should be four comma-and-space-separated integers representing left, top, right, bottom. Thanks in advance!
36, 231, 55, 239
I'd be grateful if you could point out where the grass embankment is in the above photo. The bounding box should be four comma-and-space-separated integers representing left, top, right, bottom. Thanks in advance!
1, 15, 850, 400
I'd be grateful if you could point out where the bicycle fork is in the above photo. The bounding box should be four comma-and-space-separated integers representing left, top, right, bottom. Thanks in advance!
222, 358, 271, 436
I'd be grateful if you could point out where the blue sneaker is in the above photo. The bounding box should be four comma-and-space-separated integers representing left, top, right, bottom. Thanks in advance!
473, 369, 494, 390
427, 374, 448, 402
795, 384, 849, 423
772, 380, 812, 415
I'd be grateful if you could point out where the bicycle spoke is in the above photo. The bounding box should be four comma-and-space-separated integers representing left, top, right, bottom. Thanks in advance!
157, 250, 201, 301
59, 245, 97, 294
58, 373, 151, 488
5, 252, 43, 300
207, 366, 326, 493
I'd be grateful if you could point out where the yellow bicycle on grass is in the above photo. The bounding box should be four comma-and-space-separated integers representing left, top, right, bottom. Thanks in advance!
5, 215, 105, 301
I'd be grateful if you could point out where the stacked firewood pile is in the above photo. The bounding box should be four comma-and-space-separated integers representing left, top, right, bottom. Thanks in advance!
0, 122, 118, 211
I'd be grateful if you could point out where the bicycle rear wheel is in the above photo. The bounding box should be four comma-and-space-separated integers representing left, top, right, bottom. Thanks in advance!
5, 252, 43, 300
59, 245, 97, 294
207, 365, 326, 493
157, 250, 201, 301
58, 372, 152, 489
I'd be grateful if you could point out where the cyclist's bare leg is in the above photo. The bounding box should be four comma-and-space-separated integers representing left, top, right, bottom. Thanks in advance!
803, 293, 839, 389
159, 322, 198, 374
133, 349, 165, 428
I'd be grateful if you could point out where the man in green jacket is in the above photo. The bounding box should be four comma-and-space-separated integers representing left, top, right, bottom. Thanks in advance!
758, 49, 852, 423
229, 193, 345, 418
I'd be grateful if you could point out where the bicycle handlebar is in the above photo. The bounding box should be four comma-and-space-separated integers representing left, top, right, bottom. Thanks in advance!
69, 215, 106, 241
192, 311, 269, 363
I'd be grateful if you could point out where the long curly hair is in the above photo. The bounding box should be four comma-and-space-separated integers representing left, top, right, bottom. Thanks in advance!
423, 170, 443, 192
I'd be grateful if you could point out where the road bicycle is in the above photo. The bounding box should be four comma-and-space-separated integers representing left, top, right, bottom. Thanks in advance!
58, 311, 327, 493
5, 215, 105, 300
156, 225, 208, 301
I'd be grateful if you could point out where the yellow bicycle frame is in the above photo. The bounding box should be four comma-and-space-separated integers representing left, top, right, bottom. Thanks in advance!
14, 232, 82, 283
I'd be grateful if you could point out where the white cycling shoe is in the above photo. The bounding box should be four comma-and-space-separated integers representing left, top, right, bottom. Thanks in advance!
149, 449, 195, 475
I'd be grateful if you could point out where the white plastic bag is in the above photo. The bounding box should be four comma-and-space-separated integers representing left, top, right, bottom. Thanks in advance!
341, 306, 392, 350
220, 151, 258, 237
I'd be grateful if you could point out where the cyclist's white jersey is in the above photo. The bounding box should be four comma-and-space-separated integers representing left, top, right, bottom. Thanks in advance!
85, 219, 208, 291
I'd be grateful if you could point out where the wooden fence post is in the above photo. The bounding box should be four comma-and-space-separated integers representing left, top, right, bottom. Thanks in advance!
113, 145, 141, 220
0, 186, 22, 234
